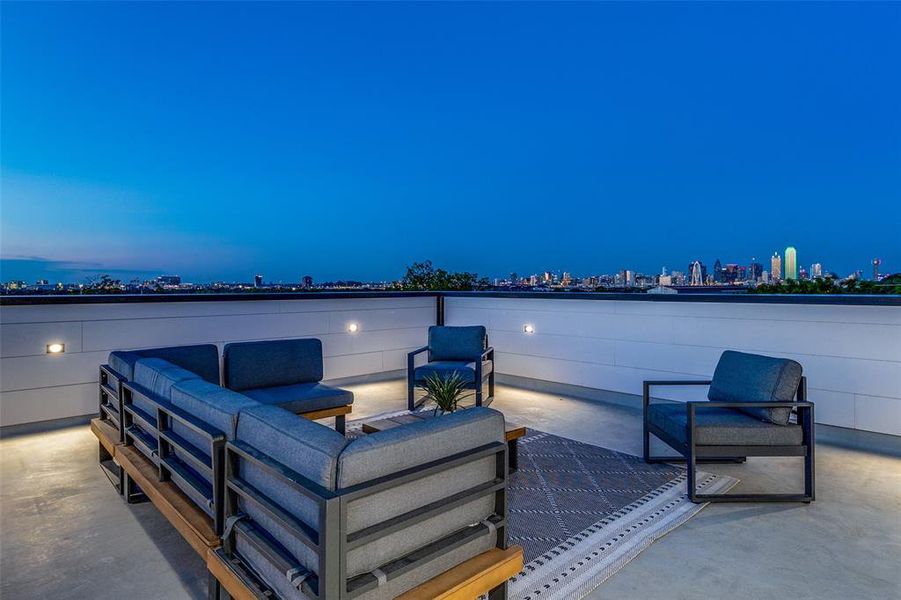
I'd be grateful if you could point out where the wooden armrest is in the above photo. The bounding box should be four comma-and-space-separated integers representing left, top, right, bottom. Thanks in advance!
396, 546, 524, 600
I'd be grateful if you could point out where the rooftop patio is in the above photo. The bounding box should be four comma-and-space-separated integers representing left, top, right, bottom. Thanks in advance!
1, 292, 899, 599
2, 379, 899, 599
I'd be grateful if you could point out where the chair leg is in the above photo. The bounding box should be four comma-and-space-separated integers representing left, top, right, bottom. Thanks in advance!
475, 385, 483, 407
687, 443, 698, 503
335, 415, 346, 436
407, 378, 415, 412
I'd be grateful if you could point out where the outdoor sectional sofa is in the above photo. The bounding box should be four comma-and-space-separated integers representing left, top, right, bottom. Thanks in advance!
91, 341, 522, 599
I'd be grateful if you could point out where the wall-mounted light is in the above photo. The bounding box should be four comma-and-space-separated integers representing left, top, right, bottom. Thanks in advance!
523, 324, 535, 334
46, 343, 66, 354
347, 322, 360, 333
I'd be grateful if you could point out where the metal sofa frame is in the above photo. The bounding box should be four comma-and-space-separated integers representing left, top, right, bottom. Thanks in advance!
215, 436, 512, 599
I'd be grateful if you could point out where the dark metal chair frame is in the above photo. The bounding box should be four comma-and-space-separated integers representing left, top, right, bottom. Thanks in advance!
406, 345, 496, 412
121, 381, 229, 532
643, 377, 815, 503
216, 437, 510, 599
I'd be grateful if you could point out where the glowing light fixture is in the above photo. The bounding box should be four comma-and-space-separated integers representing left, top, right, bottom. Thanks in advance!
523, 324, 535, 334
347, 322, 360, 333
46, 343, 66, 354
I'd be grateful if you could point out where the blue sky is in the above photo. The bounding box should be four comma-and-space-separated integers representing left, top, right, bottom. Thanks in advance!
2, 2, 899, 283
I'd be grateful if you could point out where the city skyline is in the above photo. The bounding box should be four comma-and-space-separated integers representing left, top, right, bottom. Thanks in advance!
1, 244, 887, 288
3, 3, 900, 282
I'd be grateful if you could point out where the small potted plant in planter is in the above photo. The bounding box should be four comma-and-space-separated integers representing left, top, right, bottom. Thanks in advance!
421, 372, 468, 415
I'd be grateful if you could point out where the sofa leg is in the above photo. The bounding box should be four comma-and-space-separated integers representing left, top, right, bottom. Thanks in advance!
335, 415, 346, 436
488, 580, 508, 600
207, 571, 221, 600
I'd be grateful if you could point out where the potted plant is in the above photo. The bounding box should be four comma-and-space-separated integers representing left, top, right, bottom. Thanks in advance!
421, 372, 467, 415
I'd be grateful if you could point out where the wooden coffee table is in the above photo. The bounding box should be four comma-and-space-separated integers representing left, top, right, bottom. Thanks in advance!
361, 413, 527, 472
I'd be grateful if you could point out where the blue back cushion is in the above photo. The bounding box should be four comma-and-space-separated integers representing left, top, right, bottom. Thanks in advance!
108, 344, 220, 384
428, 326, 487, 361
708, 351, 802, 425
224, 339, 323, 391
235, 404, 347, 575
169, 379, 258, 471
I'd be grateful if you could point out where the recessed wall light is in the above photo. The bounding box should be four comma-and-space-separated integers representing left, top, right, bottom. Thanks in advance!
523, 324, 535, 334
46, 343, 65, 354
347, 322, 360, 333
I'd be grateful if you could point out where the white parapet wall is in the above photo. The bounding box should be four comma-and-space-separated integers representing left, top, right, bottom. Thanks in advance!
0, 296, 435, 427
445, 296, 901, 436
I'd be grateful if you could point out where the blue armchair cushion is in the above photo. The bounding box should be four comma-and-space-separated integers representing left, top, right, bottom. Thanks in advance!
708, 351, 803, 425
414, 360, 493, 384
108, 344, 220, 384
241, 382, 353, 414
224, 338, 323, 392
236, 404, 347, 577
428, 326, 487, 362
647, 402, 804, 446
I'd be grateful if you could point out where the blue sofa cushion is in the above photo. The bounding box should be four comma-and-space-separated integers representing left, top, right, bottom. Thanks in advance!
337, 407, 504, 577
224, 339, 323, 392
134, 358, 201, 400
414, 360, 493, 384
241, 382, 352, 414
170, 379, 258, 461
108, 344, 220, 384
708, 351, 803, 425
235, 404, 347, 577
647, 402, 804, 446
428, 326, 486, 362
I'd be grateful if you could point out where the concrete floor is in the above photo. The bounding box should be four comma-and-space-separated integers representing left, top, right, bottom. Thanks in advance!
1, 380, 899, 599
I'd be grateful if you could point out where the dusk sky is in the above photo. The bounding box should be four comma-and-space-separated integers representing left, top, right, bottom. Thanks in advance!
2, 2, 899, 284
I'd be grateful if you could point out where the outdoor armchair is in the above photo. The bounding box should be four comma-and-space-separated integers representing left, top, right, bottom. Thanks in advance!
407, 325, 495, 411
643, 350, 814, 503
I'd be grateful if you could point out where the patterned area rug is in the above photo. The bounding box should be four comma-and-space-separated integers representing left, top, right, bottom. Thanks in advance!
347, 412, 738, 600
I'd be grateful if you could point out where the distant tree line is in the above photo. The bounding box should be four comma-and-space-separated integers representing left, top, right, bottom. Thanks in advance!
395, 260, 491, 291
749, 276, 901, 295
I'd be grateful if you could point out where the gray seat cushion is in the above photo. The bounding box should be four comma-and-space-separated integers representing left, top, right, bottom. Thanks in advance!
709, 350, 802, 425
224, 338, 323, 391
108, 344, 220, 384
241, 382, 353, 414
235, 404, 347, 578
428, 326, 486, 361
648, 402, 804, 447
414, 360, 493, 384
337, 407, 504, 577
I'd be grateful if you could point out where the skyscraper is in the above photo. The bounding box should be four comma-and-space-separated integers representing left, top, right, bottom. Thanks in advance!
811, 263, 823, 279
254, 274, 263, 287
771, 253, 782, 281
713, 259, 723, 283
749, 260, 763, 282
689, 261, 706, 286
784, 247, 798, 280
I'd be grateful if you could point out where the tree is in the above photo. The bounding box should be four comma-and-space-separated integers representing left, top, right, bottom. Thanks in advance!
398, 261, 490, 291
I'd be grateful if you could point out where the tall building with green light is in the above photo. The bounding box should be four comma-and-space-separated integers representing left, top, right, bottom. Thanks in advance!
784, 246, 798, 280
